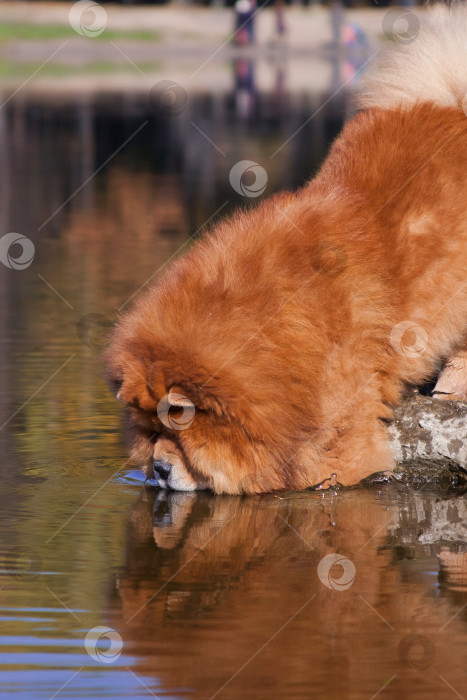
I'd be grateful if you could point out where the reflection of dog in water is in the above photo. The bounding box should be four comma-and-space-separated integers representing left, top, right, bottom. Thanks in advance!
107, 8, 467, 493
113, 489, 467, 697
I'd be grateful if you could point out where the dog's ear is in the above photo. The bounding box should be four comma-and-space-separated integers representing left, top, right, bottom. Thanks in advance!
107, 355, 160, 412
106, 371, 124, 399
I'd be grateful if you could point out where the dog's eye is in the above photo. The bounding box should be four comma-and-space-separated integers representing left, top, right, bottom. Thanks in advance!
156, 404, 189, 423
156, 391, 197, 430
168, 405, 185, 418
153, 405, 184, 421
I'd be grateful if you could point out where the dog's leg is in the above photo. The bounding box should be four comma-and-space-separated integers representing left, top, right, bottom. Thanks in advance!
432, 349, 467, 401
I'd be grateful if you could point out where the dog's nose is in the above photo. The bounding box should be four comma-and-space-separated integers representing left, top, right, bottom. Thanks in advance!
153, 459, 172, 480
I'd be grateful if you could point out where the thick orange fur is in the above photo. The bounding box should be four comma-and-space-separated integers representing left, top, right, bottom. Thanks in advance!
106, 28, 467, 494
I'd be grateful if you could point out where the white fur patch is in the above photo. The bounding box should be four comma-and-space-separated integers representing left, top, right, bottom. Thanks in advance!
358, 5, 467, 112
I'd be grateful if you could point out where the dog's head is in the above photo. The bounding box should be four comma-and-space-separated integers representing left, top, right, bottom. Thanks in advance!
104, 209, 336, 493
105, 321, 323, 494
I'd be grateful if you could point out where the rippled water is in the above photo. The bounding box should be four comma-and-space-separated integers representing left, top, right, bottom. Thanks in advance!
1, 68, 467, 699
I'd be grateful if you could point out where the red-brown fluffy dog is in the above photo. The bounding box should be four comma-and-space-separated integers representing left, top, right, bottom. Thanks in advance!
106, 8, 467, 494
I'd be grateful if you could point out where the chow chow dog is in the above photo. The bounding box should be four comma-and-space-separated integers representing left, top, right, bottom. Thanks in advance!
106, 8, 467, 494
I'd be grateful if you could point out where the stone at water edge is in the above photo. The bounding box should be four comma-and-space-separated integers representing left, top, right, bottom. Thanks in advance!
387, 390, 467, 476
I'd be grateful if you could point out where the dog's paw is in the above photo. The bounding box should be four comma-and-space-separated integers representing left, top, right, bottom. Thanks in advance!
432, 351, 467, 401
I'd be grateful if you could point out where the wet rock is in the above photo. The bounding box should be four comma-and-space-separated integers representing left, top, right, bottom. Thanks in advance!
387, 390, 467, 482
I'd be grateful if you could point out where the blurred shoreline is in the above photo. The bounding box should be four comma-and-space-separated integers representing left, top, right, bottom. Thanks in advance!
0, 3, 424, 95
